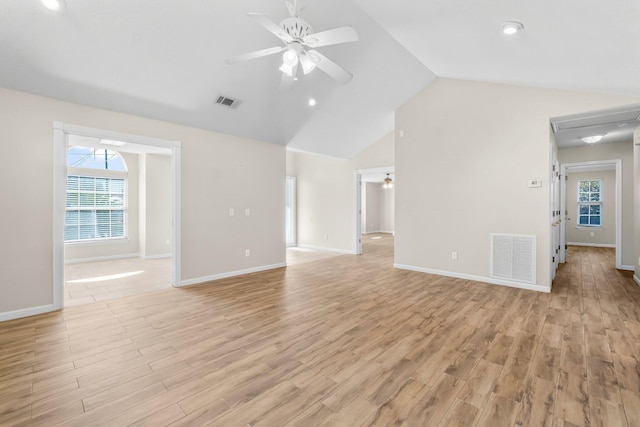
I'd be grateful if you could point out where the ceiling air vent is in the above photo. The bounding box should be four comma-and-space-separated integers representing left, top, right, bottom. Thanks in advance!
215, 95, 240, 109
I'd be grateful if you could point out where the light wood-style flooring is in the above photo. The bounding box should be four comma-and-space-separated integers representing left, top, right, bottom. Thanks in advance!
64, 257, 172, 306
1, 236, 640, 426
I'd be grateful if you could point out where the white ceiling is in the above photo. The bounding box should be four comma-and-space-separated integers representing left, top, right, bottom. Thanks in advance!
2, 0, 639, 158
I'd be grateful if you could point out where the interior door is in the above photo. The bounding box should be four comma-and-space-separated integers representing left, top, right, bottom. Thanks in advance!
551, 159, 561, 280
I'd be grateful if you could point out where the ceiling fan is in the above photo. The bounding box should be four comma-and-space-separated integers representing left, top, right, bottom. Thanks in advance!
226, 0, 359, 90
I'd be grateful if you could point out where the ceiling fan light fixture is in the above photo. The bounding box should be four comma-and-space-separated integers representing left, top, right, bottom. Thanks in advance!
502, 21, 523, 35
383, 173, 393, 189
299, 53, 317, 74
279, 62, 294, 77
41, 0, 64, 10
308, 98, 317, 106
282, 49, 299, 67
581, 135, 604, 144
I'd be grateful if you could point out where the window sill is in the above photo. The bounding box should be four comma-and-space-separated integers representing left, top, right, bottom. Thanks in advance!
575, 226, 603, 231
65, 238, 129, 247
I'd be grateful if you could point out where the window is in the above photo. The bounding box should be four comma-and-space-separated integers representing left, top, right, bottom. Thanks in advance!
577, 179, 601, 227
65, 147, 128, 242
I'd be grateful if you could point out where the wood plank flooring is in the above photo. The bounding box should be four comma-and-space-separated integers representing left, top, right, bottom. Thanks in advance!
1, 236, 640, 426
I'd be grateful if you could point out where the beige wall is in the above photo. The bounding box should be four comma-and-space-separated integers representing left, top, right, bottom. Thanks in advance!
565, 171, 615, 246
289, 152, 355, 251
351, 131, 395, 170
395, 78, 639, 291
364, 182, 381, 233
0, 87, 284, 316
362, 183, 394, 234
382, 185, 395, 233
558, 142, 634, 267
140, 154, 172, 258
286, 131, 396, 252
64, 151, 140, 261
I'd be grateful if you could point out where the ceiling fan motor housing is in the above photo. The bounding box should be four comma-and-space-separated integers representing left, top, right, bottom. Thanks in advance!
280, 18, 313, 41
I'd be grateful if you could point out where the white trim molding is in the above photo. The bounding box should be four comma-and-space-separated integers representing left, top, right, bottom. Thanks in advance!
297, 244, 356, 255
634, 275, 640, 287
0, 305, 56, 323
567, 242, 616, 248
179, 263, 286, 287
65, 253, 141, 264
143, 253, 172, 260
620, 265, 634, 271
394, 263, 551, 293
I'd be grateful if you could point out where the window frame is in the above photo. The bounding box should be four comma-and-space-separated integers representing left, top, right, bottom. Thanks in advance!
65, 165, 129, 245
576, 179, 602, 229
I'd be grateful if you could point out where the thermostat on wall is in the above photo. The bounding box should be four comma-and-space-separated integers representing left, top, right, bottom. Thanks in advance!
528, 179, 542, 188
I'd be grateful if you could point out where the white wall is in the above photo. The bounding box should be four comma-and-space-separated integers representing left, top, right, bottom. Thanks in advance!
395, 78, 640, 291
0, 87, 284, 316
64, 151, 140, 262
565, 171, 615, 246
558, 142, 634, 267
140, 154, 172, 258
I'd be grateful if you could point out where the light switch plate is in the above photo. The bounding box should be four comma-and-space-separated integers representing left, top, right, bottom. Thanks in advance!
528, 179, 542, 188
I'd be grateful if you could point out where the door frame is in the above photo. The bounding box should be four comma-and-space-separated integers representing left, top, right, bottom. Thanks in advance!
52, 122, 182, 310
285, 176, 297, 247
559, 159, 622, 270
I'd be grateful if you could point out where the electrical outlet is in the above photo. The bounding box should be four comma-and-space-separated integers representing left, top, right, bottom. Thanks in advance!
590, 232, 594, 237
325, 234, 329, 240
451, 252, 457, 260
245, 249, 250, 257
229, 208, 235, 216
245, 208, 250, 216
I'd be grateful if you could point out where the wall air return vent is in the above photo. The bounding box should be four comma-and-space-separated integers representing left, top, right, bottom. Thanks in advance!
215, 95, 241, 109
491, 233, 536, 285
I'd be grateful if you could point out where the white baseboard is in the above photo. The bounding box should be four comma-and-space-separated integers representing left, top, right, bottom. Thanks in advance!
143, 253, 172, 260
621, 265, 634, 271
567, 242, 616, 248
0, 304, 56, 322
65, 253, 140, 264
179, 263, 287, 287
394, 263, 550, 293
363, 231, 394, 235
634, 275, 640, 287
297, 244, 356, 255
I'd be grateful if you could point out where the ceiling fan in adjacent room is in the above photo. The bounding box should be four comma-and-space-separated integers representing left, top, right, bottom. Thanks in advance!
226, 0, 359, 90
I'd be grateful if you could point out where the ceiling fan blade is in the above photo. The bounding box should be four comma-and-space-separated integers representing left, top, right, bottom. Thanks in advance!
248, 13, 293, 43
307, 50, 353, 84
225, 46, 286, 64
303, 26, 358, 48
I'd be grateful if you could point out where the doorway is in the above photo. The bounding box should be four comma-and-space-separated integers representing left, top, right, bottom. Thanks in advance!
355, 166, 395, 255
53, 123, 182, 310
560, 160, 622, 269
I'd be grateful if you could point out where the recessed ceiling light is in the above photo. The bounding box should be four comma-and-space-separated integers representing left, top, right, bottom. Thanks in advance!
502, 21, 523, 35
581, 135, 604, 144
41, 0, 64, 11
308, 98, 317, 107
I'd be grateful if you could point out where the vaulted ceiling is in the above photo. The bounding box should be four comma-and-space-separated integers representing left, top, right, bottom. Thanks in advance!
2, 0, 638, 158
